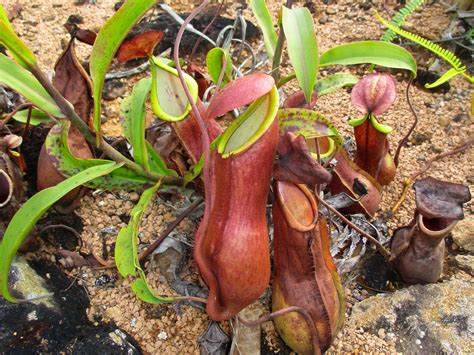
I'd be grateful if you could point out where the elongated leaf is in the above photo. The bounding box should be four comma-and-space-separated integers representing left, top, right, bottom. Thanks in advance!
0, 55, 63, 117
90, 0, 156, 141
316, 73, 358, 96
250, 0, 278, 58
184, 153, 205, 185
0, 162, 120, 302
150, 57, 199, 122
131, 278, 173, 304
121, 78, 151, 170
13, 109, 52, 126
45, 121, 154, 190
115, 182, 173, 304
206, 47, 233, 88
282, 6, 318, 104
0, 19, 36, 69
0, 5, 10, 26
425, 67, 464, 88
146, 141, 178, 177
115, 182, 160, 278
319, 41, 417, 77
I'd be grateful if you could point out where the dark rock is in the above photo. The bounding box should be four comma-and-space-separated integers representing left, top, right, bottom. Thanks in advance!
67, 14, 84, 25
0, 257, 141, 354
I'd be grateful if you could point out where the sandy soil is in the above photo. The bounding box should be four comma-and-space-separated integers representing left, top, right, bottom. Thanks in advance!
3, 0, 473, 353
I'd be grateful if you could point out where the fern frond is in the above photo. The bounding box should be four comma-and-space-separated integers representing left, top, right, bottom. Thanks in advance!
381, 0, 425, 43
375, 12, 466, 72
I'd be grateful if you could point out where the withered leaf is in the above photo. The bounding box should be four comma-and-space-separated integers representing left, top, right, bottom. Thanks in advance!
53, 39, 93, 124
414, 177, 471, 220
57, 249, 103, 270
274, 131, 332, 186
117, 31, 164, 63
198, 321, 230, 355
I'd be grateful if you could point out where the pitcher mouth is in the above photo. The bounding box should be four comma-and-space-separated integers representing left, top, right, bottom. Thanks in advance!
417, 214, 456, 236
0, 169, 13, 208
275, 182, 318, 232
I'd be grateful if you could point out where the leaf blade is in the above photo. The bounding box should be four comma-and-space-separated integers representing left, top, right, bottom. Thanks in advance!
282, 6, 318, 104
425, 67, 464, 88
0, 19, 37, 69
115, 182, 160, 278
45, 121, 154, 190
319, 41, 417, 77
206, 47, 233, 87
0, 162, 120, 302
90, 0, 156, 141
0, 54, 63, 117
315, 73, 358, 96
250, 0, 278, 58
121, 77, 152, 170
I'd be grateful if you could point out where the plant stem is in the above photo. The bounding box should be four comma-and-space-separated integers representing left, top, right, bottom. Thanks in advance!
29, 65, 181, 185
271, 0, 293, 81
391, 135, 474, 213
314, 193, 391, 260
0, 103, 33, 127
237, 306, 321, 355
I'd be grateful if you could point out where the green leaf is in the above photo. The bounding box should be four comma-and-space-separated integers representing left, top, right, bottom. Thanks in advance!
316, 73, 358, 96
146, 141, 178, 177
276, 73, 297, 88
121, 78, 151, 171
0, 19, 37, 69
0, 5, 10, 25
130, 278, 173, 304
90, 0, 156, 142
206, 47, 233, 88
250, 0, 278, 58
319, 41, 417, 77
0, 55, 63, 117
183, 153, 204, 185
115, 182, 160, 278
115, 182, 173, 304
425, 67, 464, 88
0, 162, 120, 302
282, 6, 318, 104
13, 109, 52, 126
150, 57, 198, 122
217, 86, 279, 157
45, 121, 154, 190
